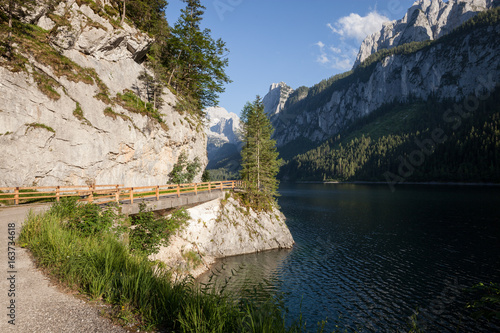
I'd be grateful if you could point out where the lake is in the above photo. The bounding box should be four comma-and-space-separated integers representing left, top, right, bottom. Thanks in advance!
198, 183, 500, 332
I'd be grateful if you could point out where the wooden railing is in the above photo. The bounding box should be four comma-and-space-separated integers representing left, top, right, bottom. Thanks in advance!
0, 181, 242, 206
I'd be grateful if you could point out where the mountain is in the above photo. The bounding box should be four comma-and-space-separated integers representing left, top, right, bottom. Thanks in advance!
205, 106, 241, 173
270, 3, 499, 155
0, 0, 207, 187
262, 82, 294, 116
353, 0, 495, 67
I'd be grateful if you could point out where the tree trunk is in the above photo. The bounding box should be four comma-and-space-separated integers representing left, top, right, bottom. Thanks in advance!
7, 0, 14, 58
121, 0, 126, 25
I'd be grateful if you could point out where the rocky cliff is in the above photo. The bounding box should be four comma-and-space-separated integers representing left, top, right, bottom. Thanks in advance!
353, 0, 495, 67
271, 5, 499, 148
205, 106, 241, 170
262, 82, 294, 116
0, 0, 207, 187
150, 194, 294, 278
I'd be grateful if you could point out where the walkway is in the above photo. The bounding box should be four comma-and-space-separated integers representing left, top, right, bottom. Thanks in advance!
0, 204, 127, 332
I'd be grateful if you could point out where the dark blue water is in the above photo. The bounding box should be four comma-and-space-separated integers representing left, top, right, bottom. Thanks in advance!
199, 183, 500, 332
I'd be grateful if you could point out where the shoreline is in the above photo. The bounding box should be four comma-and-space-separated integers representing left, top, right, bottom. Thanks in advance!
293, 180, 500, 187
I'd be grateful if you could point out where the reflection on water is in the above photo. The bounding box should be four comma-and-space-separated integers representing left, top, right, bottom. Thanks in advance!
198, 249, 292, 302
198, 183, 500, 332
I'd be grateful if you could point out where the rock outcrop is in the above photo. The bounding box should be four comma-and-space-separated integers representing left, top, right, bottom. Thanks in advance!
0, 0, 207, 187
262, 82, 294, 116
205, 106, 241, 170
353, 0, 494, 67
271, 4, 499, 148
150, 194, 295, 278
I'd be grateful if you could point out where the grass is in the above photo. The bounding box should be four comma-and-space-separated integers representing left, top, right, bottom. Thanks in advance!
18, 200, 321, 332
25, 122, 55, 134
115, 90, 168, 131
32, 70, 61, 100
73, 102, 92, 126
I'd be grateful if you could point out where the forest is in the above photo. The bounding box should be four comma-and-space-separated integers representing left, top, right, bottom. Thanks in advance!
280, 87, 500, 184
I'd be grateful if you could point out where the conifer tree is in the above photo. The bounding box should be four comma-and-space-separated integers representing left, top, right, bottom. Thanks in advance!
166, 0, 230, 113
240, 96, 281, 209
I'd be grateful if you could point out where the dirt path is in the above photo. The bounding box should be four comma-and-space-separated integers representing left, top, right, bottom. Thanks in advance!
0, 205, 127, 332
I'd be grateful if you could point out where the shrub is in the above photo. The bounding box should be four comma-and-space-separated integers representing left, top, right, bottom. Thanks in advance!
65, 202, 116, 237
129, 204, 190, 256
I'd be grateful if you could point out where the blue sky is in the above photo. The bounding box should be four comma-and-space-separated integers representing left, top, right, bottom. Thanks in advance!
165, 0, 417, 116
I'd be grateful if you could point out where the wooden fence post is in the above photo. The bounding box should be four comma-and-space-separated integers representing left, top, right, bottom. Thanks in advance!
208, 182, 211, 192
56, 186, 60, 202
156, 186, 160, 200
220, 182, 223, 191
231, 181, 234, 189
194, 183, 198, 195
115, 186, 120, 203
177, 184, 180, 198
130, 187, 134, 204
14, 187, 19, 205
89, 191, 94, 203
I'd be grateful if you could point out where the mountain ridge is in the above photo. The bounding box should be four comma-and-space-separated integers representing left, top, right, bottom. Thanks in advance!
270, 6, 499, 153
353, 0, 495, 67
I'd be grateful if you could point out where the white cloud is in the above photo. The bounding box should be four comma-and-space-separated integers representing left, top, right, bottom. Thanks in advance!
330, 46, 341, 54
328, 11, 389, 42
314, 41, 356, 71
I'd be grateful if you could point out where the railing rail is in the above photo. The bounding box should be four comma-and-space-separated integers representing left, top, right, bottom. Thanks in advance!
0, 180, 243, 206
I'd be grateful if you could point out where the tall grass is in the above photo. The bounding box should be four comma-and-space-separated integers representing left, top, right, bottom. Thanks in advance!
19, 201, 322, 332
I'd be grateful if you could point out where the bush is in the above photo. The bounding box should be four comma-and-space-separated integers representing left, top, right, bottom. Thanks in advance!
65, 202, 117, 237
129, 204, 190, 256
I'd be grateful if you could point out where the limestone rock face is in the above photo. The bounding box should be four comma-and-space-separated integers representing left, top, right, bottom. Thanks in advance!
354, 0, 494, 67
262, 82, 294, 116
149, 196, 294, 278
204, 106, 241, 169
0, 0, 207, 187
271, 5, 499, 148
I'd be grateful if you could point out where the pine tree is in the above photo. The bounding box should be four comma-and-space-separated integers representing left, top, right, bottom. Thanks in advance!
166, 0, 230, 113
240, 96, 282, 209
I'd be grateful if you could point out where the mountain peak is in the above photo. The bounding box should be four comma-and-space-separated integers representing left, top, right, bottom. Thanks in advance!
263, 82, 294, 116
353, 0, 494, 68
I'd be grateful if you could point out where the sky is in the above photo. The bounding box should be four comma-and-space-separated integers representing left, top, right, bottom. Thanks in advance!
164, 0, 417, 116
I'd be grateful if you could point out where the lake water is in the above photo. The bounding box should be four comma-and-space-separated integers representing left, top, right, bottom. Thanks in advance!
198, 183, 500, 332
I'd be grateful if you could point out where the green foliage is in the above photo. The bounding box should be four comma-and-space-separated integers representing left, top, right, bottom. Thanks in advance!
73, 102, 92, 126
25, 122, 55, 133
65, 202, 117, 237
468, 282, 500, 322
129, 204, 190, 256
168, 151, 201, 184
165, 0, 231, 113
207, 168, 239, 181
240, 96, 282, 210
201, 169, 211, 182
115, 89, 168, 130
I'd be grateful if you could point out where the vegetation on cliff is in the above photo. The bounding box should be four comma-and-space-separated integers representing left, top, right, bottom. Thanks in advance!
0, 0, 230, 119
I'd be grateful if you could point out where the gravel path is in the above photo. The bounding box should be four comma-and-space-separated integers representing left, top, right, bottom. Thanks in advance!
0, 205, 128, 333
